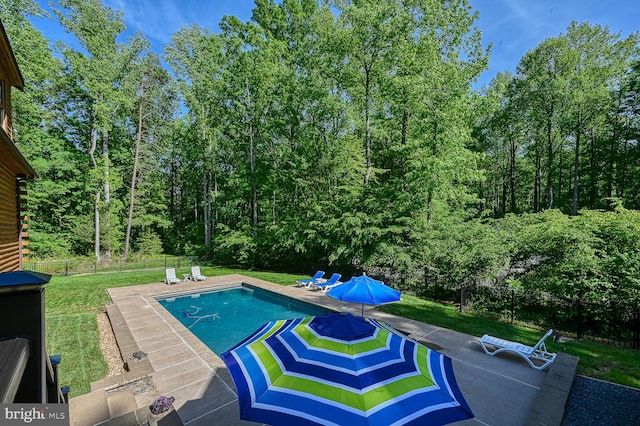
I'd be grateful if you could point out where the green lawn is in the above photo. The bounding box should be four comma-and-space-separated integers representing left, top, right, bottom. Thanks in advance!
45, 267, 305, 396
45, 267, 640, 397
379, 294, 640, 388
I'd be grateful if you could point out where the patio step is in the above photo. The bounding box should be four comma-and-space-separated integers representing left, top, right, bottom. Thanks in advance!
106, 388, 137, 418
105, 302, 139, 368
103, 302, 155, 378
71, 384, 177, 426
90, 364, 154, 393
103, 406, 182, 426
69, 389, 110, 426
70, 302, 180, 425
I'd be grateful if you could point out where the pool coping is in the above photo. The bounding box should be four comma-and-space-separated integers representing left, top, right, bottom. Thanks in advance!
154, 283, 335, 356
88, 274, 576, 426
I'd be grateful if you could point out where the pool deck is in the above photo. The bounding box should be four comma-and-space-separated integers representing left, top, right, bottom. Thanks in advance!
69, 274, 578, 426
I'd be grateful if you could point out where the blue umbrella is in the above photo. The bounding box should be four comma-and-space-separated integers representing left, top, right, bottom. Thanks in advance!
327, 274, 401, 316
221, 312, 474, 426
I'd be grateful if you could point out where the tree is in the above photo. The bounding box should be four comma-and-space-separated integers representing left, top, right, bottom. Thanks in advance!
0, 0, 89, 256
165, 25, 228, 258
516, 37, 571, 210
53, 0, 147, 260
123, 53, 175, 258
560, 22, 637, 215
330, 0, 397, 185
477, 22, 639, 216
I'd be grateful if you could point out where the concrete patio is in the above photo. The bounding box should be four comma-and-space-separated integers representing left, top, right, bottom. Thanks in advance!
69, 274, 578, 426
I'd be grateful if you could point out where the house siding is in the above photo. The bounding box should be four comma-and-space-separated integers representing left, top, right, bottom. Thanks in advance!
0, 160, 20, 271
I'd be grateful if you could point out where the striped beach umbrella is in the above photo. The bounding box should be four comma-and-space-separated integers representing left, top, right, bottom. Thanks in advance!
221, 312, 473, 426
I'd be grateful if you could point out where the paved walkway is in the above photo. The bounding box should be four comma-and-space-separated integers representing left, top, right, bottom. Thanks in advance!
99, 275, 577, 426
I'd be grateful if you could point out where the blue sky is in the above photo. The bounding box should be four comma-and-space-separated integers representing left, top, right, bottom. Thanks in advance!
32, 0, 639, 87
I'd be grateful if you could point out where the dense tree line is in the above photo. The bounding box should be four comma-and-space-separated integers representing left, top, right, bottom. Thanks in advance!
2, 0, 640, 306
475, 22, 640, 215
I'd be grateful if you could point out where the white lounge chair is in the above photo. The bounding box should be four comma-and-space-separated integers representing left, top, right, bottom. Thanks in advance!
312, 273, 341, 292
165, 268, 181, 285
479, 329, 557, 371
296, 271, 325, 288
320, 279, 343, 293
191, 266, 207, 281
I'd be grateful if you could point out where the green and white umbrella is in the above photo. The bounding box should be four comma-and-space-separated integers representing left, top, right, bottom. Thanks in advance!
221, 312, 473, 426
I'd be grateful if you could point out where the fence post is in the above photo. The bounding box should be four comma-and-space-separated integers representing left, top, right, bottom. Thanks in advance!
164, 257, 167, 269
577, 298, 583, 339
634, 307, 639, 350
65, 260, 69, 277
178, 258, 181, 269
511, 289, 515, 324
459, 286, 463, 313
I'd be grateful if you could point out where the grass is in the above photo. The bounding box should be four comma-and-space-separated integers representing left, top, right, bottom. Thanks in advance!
44, 267, 305, 396
379, 294, 640, 389
45, 267, 640, 397
46, 314, 105, 396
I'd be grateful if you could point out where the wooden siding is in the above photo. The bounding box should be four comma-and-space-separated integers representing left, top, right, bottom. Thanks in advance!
1, 17, 22, 141
0, 20, 24, 90
0, 160, 19, 271
1, 81, 13, 138
0, 20, 31, 272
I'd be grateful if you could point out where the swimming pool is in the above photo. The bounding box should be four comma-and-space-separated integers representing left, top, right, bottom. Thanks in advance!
156, 285, 331, 354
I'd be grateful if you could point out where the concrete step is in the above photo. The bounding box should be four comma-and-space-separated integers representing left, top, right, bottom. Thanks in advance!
103, 406, 183, 426
149, 408, 182, 426
105, 303, 138, 366
69, 389, 110, 426
107, 388, 137, 418
90, 366, 153, 392
104, 302, 154, 376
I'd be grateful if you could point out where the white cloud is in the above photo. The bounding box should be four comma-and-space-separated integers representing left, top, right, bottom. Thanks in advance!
104, 0, 190, 43
102, 0, 256, 45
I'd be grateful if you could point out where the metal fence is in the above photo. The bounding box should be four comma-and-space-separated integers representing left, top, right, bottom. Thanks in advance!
24, 256, 197, 276
379, 272, 640, 349
25, 259, 640, 348
461, 286, 640, 349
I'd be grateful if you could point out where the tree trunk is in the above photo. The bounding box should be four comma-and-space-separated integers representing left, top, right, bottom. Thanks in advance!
214, 173, 218, 226
401, 106, 408, 190
534, 147, 541, 213
246, 79, 258, 237
607, 126, 617, 199
546, 118, 554, 209
589, 128, 596, 208
89, 125, 100, 262
572, 130, 581, 215
124, 79, 144, 259
509, 135, 516, 213
103, 129, 111, 259
250, 129, 257, 235
620, 136, 628, 199
170, 151, 176, 221
203, 169, 212, 256
202, 103, 212, 258
501, 169, 507, 216
558, 153, 563, 204
364, 63, 372, 184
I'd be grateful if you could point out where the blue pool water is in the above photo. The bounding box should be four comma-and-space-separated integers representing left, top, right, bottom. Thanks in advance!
156, 286, 330, 354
